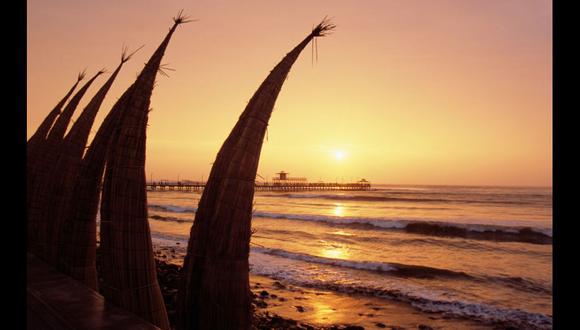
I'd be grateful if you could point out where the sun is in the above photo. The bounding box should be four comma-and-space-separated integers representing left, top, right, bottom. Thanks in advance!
334, 150, 346, 160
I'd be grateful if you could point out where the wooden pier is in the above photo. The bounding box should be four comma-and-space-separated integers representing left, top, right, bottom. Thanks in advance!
147, 181, 371, 192
27, 253, 160, 329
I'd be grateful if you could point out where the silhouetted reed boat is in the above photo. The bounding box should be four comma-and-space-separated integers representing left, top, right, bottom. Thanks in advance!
98, 11, 191, 330
29, 70, 103, 260
53, 48, 139, 286
176, 18, 336, 330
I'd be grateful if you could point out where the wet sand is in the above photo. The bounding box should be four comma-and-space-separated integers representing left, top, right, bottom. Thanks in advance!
249, 274, 494, 330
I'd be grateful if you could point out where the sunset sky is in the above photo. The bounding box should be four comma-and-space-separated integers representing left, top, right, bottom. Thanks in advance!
27, 0, 552, 187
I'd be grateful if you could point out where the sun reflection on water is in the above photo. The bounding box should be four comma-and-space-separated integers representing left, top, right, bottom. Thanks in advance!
332, 204, 345, 217
320, 244, 351, 260
330, 230, 354, 236
311, 300, 336, 324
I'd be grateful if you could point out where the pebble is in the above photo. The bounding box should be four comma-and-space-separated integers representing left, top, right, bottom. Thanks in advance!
255, 300, 268, 308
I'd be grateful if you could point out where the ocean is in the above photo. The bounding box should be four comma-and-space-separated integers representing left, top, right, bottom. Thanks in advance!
145, 184, 552, 329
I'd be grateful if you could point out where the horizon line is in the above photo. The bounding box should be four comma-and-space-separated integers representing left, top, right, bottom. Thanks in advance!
145, 179, 552, 190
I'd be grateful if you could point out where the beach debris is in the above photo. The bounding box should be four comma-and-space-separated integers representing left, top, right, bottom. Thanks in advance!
98, 11, 190, 330
255, 300, 268, 308
176, 17, 335, 330
295, 305, 306, 313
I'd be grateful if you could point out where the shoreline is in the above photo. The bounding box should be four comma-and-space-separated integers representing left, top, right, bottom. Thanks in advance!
92, 240, 546, 329
146, 245, 509, 330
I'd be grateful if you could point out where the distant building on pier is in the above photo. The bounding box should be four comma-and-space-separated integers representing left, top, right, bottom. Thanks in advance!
272, 171, 307, 184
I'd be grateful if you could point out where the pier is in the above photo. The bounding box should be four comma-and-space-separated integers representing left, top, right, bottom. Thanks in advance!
147, 180, 371, 192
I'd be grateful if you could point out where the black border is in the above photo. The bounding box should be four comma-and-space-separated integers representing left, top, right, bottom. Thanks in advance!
5, 0, 27, 328
552, 1, 571, 329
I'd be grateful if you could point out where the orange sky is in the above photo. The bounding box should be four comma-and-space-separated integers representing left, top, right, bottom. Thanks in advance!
27, 0, 552, 187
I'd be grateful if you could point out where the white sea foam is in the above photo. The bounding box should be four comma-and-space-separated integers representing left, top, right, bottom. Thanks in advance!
248, 252, 552, 329
252, 247, 398, 272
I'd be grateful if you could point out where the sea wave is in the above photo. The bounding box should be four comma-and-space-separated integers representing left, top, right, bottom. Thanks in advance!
253, 247, 464, 278
147, 206, 552, 244
252, 212, 552, 244
149, 204, 197, 213
251, 247, 551, 294
148, 233, 552, 327
262, 192, 548, 206
249, 261, 552, 329
149, 232, 551, 297
149, 214, 191, 223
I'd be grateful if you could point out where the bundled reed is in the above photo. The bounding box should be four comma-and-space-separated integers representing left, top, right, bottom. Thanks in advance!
27, 72, 84, 159
45, 71, 104, 143
27, 74, 83, 250
57, 84, 135, 289
176, 18, 335, 329
98, 12, 190, 330
28, 71, 103, 259
43, 50, 136, 265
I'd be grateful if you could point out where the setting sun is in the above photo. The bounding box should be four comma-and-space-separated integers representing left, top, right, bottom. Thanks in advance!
27, 0, 551, 187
